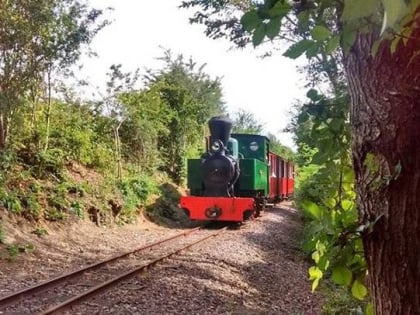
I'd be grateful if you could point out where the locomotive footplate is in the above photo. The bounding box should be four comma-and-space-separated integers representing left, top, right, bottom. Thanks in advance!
180, 196, 255, 222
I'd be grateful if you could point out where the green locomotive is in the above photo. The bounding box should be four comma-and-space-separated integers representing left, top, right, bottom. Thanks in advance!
180, 116, 294, 222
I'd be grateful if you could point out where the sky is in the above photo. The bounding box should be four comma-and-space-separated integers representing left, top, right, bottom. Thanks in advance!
79, 1, 307, 148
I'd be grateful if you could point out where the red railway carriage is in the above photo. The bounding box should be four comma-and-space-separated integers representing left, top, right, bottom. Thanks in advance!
181, 116, 295, 222
268, 152, 294, 202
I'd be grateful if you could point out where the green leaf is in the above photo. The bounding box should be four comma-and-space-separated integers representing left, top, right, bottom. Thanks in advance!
311, 25, 332, 41
341, 199, 354, 211
297, 10, 310, 29
268, 1, 291, 17
312, 278, 320, 291
306, 88, 319, 101
266, 18, 281, 39
312, 251, 320, 263
311, 151, 327, 165
305, 43, 320, 58
332, 266, 353, 286
371, 39, 381, 56
309, 266, 323, 280
390, 37, 401, 54
241, 10, 261, 32
326, 35, 340, 54
381, 0, 409, 30
317, 256, 330, 271
318, 138, 333, 153
329, 118, 343, 132
302, 201, 322, 221
283, 39, 316, 59
341, 0, 381, 21
341, 26, 357, 51
316, 241, 326, 255
252, 24, 266, 46
309, 266, 323, 291
365, 302, 374, 315
297, 112, 309, 124
351, 279, 368, 300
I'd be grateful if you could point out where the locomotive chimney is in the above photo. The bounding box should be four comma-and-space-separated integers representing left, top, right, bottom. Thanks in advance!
208, 116, 233, 145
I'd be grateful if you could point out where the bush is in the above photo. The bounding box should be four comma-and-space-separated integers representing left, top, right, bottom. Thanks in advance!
116, 174, 159, 223
21, 194, 42, 220
118, 175, 158, 204
1, 192, 22, 214
31, 227, 48, 237
7, 243, 35, 260
35, 148, 65, 178
146, 183, 182, 222
70, 201, 84, 219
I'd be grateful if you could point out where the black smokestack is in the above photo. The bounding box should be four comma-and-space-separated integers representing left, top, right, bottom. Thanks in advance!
208, 116, 233, 145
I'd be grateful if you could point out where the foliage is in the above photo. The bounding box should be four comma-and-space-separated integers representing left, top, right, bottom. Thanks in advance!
267, 133, 294, 160
321, 281, 368, 315
231, 109, 294, 159
0, 0, 108, 150
118, 86, 172, 173
177, 0, 420, 309
289, 54, 366, 308
31, 228, 49, 237
147, 50, 225, 184
146, 183, 183, 223
232, 109, 263, 134
0, 4, 230, 241
6, 243, 35, 260
118, 174, 159, 211
70, 202, 85, 219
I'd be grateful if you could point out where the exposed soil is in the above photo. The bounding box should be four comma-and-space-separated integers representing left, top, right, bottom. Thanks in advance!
0, 203, 323, 314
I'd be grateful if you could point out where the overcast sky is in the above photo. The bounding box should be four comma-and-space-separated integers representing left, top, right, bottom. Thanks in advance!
79, 0, 306, 148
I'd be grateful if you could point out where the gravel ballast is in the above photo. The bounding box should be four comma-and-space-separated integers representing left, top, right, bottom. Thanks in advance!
0, 204, 323, 314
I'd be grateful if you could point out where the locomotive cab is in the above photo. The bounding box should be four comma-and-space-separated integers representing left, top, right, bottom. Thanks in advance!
181, 116, 294, 222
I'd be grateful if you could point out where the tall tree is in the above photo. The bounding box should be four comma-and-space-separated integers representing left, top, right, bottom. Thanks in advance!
231, 108, 263, 134
181, 0, 420, 313
0, 0, 107, 151
146, 51, 224, 184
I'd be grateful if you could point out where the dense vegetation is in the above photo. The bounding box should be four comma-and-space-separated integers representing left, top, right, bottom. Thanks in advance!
0, 1, 292, 248
181, 0, 420, 314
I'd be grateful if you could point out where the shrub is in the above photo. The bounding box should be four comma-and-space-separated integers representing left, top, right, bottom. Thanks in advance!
35, 148, 65, 178
0, 223, 4, 243
7, 243, 35, 260
21, 194, 42, 220
70, 201, 84, 219
31, 227, 49, 237
1, 192, 22, 214
117, 174, 159, 223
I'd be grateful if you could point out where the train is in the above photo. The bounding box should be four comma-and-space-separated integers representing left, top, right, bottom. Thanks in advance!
179, 116, 294, 222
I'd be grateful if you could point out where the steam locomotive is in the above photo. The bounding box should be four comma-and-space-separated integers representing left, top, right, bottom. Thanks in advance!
180, 116, 294, 222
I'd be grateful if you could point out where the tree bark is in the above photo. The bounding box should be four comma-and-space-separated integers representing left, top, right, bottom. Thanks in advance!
344, 28, 420, 314
44, 68, 52, 152
0, 112, 9, 151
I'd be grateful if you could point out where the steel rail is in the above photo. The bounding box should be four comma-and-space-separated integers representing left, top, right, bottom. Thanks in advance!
39, 226, 228, 315
0, 226, 202, 308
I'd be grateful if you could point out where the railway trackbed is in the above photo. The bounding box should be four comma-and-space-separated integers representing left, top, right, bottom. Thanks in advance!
0, 225, 228, 315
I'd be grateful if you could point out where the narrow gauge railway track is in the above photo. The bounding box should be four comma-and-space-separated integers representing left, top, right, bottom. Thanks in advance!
0, 225, 228, 315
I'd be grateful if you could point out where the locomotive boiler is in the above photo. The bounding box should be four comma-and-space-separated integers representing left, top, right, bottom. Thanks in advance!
180, 115, 294, 222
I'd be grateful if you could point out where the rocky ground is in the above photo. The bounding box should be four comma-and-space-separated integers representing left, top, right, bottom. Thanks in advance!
0, 203, 323, 314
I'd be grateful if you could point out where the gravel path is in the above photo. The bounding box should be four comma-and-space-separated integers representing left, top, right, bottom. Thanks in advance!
0, 204, 323, 314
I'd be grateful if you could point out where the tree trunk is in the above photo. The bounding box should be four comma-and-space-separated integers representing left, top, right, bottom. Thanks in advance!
0, 112, 10, 151
344, 29, 420, 314
44, 68, 52, 152
0, 113, 6, 151
113, 121, 123, 180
